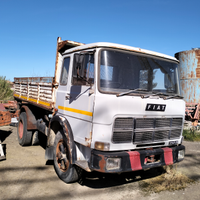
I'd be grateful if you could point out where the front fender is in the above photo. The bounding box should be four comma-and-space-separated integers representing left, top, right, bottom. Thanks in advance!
45, 115, 76, 164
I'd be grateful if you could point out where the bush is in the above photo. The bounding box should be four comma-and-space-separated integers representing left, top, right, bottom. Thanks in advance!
183, 129, 200, 142
0, 76, 13, 102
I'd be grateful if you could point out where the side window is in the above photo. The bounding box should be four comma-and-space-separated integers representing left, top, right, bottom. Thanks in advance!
60, 57, 70, 85
72, 54, 94, 85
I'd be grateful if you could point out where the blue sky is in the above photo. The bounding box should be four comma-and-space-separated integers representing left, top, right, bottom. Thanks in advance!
0, 0, 199, 81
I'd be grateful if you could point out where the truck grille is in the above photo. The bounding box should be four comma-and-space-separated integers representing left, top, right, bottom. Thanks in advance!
112, 118, 183, 144
113, 118, 134, 143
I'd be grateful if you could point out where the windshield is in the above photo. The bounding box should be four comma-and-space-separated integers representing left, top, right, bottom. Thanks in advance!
99, 49, 179, 95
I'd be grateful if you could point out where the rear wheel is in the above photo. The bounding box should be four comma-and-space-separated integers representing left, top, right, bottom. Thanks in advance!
53, 131, 80, 183
17, 112, 32, 146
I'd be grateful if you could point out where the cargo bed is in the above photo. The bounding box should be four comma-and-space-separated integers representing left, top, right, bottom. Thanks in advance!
14, 77, 55, 110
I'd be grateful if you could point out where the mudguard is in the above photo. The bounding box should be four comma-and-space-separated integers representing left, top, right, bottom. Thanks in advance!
45, 115, 76, 164
20, 105, 37, 130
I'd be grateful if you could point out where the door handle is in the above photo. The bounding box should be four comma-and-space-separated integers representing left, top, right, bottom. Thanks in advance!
65, 93, 70, 100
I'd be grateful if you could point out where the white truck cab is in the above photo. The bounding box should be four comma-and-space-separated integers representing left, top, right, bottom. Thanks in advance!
14, 37, 185, 183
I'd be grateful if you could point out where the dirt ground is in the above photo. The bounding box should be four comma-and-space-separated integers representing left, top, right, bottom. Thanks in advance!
1, 126, 200, 200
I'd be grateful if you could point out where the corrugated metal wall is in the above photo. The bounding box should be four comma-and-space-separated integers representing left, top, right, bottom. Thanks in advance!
175, 49, 200, 103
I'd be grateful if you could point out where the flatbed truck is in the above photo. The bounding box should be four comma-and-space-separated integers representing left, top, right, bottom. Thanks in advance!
14, 37, 185, 183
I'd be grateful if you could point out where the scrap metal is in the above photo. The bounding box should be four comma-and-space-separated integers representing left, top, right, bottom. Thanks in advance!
0, 101, 19, 127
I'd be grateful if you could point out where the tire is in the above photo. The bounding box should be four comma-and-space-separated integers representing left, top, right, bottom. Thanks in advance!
53, 131, 79, 183
17, 112, 33, 146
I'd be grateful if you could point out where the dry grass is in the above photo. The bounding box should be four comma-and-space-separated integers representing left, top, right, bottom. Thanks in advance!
139, 165, 195, 193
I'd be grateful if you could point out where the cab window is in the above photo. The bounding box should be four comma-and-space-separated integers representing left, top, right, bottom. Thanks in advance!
60, 57, 70, 85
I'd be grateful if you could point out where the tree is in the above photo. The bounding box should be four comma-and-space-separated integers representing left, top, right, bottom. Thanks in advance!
0, 76, 13, 102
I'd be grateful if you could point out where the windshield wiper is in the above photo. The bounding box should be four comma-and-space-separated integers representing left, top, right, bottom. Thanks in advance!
116, 88, 147, 97
142, 92, 169, 99
164, 94, 184, 100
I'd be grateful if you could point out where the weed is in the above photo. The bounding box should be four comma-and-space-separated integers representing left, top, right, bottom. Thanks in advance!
139, 165, 195, 194
183, 129, 200, 142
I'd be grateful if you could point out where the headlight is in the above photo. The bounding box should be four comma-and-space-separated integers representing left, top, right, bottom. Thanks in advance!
178, 149, 185, 160
106, 158, 121, 171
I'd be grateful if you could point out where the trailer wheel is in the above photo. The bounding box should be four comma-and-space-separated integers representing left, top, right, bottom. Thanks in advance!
53, 131, 79, 183
17, 112, 32, 146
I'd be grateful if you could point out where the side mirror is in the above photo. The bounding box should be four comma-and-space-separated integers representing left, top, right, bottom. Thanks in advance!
74, 53, 85, 78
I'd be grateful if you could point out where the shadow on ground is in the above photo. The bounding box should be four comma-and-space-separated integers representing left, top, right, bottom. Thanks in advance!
0, 165, 166, 200
0, 129, 12, 142
0, 128, 12, 159
79, 167, 165, 188
45, 161, 167, 188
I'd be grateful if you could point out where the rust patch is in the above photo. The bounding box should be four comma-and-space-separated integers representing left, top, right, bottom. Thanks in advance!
21, 105, 37, 130
98, 154, 106, 172
54, 37, 85, 84
63, 122, 73, 164
178, 49, 200, 103
196, 68, 200, 78
58, 39, 85, 53
181, 81, 185, 91
191, 71, 195, 78
85, 131, 92, 147
195, 50, 200, 57
196, 50, 200, 73
0, 111, 12, 126
187, 73, 191, 78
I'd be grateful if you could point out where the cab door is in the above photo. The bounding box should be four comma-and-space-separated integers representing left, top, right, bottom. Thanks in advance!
56, 53, 95, 147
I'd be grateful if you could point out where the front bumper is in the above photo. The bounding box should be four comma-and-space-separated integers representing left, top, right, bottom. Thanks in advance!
90, 145, 185, 173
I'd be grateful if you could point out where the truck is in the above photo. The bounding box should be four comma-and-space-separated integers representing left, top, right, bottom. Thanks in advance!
13, 37, 185, 183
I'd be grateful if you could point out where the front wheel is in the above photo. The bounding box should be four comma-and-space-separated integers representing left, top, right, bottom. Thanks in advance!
17, 112, 32, 146
53, 131, 80, 183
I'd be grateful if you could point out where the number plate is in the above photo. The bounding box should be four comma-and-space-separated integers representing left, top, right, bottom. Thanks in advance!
169, 140, 178, 145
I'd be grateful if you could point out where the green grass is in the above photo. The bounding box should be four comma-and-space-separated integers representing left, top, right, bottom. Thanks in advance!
183, 129, 200, 142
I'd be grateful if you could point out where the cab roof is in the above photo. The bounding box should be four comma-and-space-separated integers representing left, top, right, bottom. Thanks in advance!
58, 38, 178, 62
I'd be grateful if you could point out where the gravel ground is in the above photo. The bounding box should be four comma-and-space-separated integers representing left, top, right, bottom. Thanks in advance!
1, 126, 200, 200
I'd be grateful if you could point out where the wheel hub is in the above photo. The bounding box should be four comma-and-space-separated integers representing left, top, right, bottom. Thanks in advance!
56, 140, 69, 172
